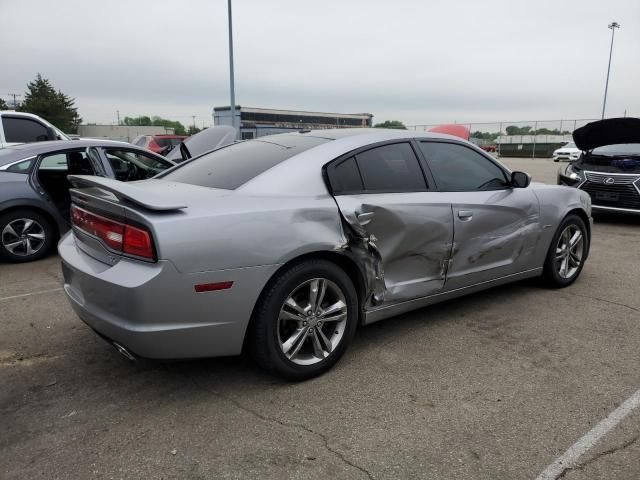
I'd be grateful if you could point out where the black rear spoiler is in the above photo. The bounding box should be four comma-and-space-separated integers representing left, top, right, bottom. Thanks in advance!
68, 175, 187, 211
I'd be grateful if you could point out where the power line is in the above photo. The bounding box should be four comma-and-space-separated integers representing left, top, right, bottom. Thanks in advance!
6, 93, 22, 108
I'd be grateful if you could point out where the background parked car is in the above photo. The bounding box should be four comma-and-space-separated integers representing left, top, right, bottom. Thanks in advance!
132, 134, 187, 155
558, 117, 640, 214
0, 140, 175, 262
552, 141, 581, 162
0, 111, 70, 148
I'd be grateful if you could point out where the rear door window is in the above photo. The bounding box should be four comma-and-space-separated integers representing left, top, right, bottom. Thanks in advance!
3, 117, 51, 143
355, 143, 427, 192
39, 153, 69, 170
328, 156, 364, 193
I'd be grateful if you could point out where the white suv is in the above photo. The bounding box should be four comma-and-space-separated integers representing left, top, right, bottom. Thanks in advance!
0, 111, 70, 148
552, 141, 581, 162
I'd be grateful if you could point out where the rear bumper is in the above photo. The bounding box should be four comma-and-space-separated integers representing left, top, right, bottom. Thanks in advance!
59, 232, 278, 359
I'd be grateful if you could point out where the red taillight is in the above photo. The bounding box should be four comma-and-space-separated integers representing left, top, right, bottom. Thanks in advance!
123, 224, 154, 259
71, 205, 155, 261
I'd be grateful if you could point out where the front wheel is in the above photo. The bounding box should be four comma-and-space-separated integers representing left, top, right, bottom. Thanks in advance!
250, 260, 359, 380
542, 214, 588, 288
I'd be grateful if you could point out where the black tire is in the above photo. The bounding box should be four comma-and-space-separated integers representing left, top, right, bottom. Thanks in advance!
0, 209, 56, 263
542, 214, 588, 288
249, 259, 359, 381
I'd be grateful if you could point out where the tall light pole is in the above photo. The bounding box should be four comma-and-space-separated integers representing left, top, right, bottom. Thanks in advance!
601, 21, 620, 119
227, 0, 237, 134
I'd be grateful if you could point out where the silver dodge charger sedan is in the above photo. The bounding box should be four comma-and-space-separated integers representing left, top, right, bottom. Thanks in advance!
59, 129, 592, 380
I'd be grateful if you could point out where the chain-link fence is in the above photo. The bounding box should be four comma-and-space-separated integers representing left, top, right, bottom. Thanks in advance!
406, 117, 628, 158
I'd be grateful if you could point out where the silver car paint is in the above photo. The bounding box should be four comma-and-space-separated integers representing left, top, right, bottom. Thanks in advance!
59, 129, 592, 359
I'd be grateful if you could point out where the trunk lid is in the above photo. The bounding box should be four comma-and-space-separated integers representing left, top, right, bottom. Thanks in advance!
68, 175, 231, 265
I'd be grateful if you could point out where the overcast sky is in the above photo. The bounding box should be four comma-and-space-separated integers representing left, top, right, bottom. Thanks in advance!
2, 0, 639, 128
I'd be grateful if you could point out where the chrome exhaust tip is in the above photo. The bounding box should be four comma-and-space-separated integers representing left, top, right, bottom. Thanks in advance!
112, 341, 136, 361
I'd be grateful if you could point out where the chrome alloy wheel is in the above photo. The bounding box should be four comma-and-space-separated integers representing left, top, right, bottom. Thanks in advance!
555, 224, 584, 279
1, 218, 46, 256
277, 278, 348, 366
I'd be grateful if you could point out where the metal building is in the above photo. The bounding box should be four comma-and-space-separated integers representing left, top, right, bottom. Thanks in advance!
78, 125, 174, 143
213, 106, 373, 139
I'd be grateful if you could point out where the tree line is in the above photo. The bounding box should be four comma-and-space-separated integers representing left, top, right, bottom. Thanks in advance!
3, 74, 200, 136
2, 74, 82, 133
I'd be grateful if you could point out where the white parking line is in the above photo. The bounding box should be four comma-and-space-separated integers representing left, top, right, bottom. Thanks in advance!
535, 387, 640, 479
0, 287, 63, 302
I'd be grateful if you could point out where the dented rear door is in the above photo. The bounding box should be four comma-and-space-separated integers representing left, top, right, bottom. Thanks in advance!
327, 141, 454, 305
335, 194, 453, 303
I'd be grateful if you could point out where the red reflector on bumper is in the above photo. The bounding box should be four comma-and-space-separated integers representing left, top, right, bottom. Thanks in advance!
194, 281, 234, 293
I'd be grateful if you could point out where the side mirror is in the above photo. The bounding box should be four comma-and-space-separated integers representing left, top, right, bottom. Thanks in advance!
511, 171, 531, 188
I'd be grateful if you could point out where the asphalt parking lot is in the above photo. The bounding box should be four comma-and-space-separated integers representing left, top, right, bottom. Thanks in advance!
1, 157, 639, 480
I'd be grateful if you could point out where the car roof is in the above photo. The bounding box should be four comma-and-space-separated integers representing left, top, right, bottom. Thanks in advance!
238, 128, 484, 196
286, 127, 454, 141
0, 139, 155, 166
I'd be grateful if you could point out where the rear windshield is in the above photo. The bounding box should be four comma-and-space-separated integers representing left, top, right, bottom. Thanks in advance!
161, 135, 329, 189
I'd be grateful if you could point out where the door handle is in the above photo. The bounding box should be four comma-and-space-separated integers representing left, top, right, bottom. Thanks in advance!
356, 212, 374, 226
458, 210, 473, 221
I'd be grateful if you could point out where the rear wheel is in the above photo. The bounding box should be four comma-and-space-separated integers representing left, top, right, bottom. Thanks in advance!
250, 260, 358, 380
0, 209, 55, 263
542, 214, 588, 288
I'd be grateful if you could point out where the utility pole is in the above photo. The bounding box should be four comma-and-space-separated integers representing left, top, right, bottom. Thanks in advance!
117, 110, 121, 125
192, 115, 196, 131
227, 0, 237, 136
601, 22, 620, 119
7, 93, 21, 109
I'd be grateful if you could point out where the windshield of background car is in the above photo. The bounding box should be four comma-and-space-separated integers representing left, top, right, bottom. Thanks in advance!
104, 149, 173, 180
577, 144, 640, 173
564, 142, 577, 148
155, 137, 183, 148
161, 135, 330, 189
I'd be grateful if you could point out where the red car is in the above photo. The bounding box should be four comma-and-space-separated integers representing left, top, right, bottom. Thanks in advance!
132, 134, 187, 155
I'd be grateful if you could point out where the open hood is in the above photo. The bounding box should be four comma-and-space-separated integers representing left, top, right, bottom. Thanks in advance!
572, 117, 640, 151
166, 126, 237, 162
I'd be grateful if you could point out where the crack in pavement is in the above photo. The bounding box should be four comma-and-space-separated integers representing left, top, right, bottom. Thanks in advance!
556, 435, 639, 479
187, 373, 374, 479
564, 291, 639, 313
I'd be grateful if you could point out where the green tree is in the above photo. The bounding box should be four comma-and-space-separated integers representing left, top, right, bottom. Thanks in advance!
18, 73, 82, 133
374, 120, 407, 129
0, 98, 7, 110
187, 125, 202, 136
123, 116, 152, 126
471, 131, 499, 141
123, 115, 188, 135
